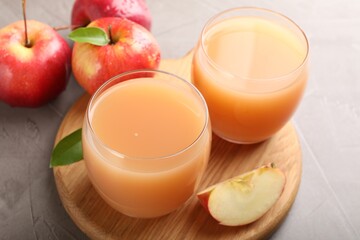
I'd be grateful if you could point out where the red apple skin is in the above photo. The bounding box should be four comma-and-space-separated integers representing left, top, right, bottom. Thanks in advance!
0, 20, 71, 107
71, 0, 152, 30
197, 188, 212, 212
72, 17, 160, 94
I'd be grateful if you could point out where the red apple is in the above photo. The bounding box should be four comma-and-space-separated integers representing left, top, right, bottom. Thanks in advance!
71, 17, 160, 94
71, 0, 152, 30
0, 20, 71, 107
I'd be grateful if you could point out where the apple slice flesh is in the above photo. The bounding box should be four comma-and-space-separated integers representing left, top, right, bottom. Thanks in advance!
197, 165, 286, 226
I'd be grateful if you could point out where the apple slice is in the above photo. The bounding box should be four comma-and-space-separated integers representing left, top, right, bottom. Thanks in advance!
197, 164, 286, 226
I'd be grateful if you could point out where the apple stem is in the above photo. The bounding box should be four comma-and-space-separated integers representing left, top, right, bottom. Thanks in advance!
53, 25, 72, 31
22, 0, 31, 48
108, 25, 114, 44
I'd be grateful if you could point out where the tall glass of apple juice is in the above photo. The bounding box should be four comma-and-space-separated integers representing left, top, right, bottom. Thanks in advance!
192, 7, 309, 144
82, 69, 211, 218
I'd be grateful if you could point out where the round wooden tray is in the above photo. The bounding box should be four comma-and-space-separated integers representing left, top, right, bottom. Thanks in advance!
53, 52, 302, 240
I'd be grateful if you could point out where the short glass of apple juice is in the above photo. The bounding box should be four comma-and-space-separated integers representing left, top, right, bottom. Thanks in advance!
82, 69, 212, 218
192, 7, 309, 144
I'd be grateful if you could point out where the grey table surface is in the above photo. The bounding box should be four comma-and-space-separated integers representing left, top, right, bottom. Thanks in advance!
1, 0, 359, 239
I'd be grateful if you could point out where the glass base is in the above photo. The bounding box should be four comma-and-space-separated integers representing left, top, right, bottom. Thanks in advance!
213, 129, 270, 144
88, 174, 195, 219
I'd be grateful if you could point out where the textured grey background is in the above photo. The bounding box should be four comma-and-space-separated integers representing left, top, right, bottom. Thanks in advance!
1, 0, 360, 239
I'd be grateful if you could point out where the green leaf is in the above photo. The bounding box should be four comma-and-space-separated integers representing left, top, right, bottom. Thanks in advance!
68, 27, 110, 46
50, 128, 83, 167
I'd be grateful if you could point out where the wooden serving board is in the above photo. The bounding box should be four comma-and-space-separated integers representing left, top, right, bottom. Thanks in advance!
53, 52, 302, 240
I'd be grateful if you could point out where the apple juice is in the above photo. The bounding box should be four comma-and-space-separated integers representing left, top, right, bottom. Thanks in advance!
192, 8, 309, 143
82, 71, 211, 218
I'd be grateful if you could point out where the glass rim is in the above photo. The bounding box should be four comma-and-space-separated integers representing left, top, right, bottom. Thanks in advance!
200, 6, 309, 82
86, 69, 210, 163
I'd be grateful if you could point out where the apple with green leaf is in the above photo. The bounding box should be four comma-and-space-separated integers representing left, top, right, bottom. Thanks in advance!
0, 0, 71, 107
70, 17, 160, 94
71, 0, 152, 30
197, 164, 286, 226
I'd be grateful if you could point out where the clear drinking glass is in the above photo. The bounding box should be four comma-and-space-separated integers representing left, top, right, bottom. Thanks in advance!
192, 7, 309, 144
82, 70, 211, 218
